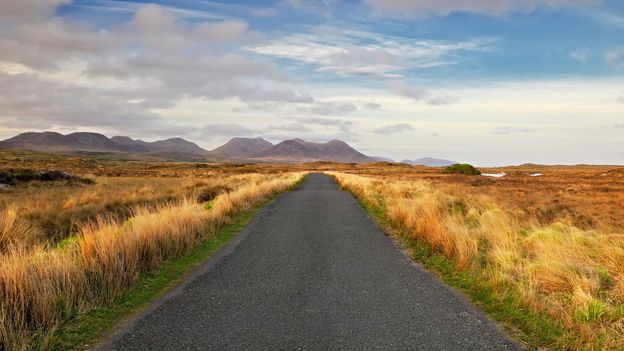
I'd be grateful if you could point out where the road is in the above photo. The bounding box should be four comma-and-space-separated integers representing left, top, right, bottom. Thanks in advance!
100, 173, 520, 351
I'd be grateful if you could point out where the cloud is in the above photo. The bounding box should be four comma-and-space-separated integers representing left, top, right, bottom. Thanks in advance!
388, 81, 458, 105
300, 101, 357, 115
266, 123, 311, 133
427, 95, 460, 105
252, 8, 278, 17
0, 0, 70, 22
0, 3, 319, 135
604, 48, 624, 69
571, 48, 590, 63
489, 126, 533, 134
364, 0, 598, 17
249, 29, 491, 80
201, 123, 253, 138
0, 71, 165, 133
364, 102, 382, 110
389, 81, 428, 100
618, 96, 624, 103
587, 9, 624, 29
299, 117, 353, 132
281, 0, 336, 16
372, 123, 415, 134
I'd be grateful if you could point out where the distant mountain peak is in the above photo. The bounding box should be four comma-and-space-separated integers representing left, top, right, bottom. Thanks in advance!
210, 137, 274, 158
253, 138, 375, 163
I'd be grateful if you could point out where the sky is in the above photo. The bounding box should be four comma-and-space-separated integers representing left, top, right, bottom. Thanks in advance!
0, 0, 623, 166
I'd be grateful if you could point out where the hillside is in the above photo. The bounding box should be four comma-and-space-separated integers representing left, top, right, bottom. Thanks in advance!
210, 137, 273, 158
402, 157, 456, 167
0, 132, 207, 155
255, 139, 376, 163
0, 132, 380, 163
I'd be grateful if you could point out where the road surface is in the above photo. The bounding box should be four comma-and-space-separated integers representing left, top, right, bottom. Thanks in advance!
100, 173, 520, 351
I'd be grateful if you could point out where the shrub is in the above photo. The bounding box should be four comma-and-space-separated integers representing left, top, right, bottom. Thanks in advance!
197, 184, 232, 202
443, 164, 481, 175
0, 168, 94, 186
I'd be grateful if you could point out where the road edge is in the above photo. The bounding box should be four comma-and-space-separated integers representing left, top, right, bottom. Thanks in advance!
95, 195, 283, 350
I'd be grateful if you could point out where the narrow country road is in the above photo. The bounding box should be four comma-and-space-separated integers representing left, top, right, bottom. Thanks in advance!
100, 174, 520, 351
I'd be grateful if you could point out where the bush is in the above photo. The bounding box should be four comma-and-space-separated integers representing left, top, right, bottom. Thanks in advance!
197, 184, 232, 203
0, 168, 94, 186
443, 164, 481, 175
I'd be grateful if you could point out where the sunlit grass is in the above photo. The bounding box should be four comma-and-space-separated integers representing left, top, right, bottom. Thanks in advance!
328, 171, 624, 350
0, 172, 304, 350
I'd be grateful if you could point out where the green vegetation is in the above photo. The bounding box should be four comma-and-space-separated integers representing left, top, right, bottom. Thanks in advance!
346, 187, 563, 350
47, 195, 277, 350
443, 163, 481, 175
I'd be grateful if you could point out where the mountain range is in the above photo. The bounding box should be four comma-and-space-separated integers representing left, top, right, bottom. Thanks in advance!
0, 132, 380, 163
0, 132, 205, 155
0, 131, 455, 165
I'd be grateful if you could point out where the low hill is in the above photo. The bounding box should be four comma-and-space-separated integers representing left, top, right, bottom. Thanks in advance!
402, 157, 456, 167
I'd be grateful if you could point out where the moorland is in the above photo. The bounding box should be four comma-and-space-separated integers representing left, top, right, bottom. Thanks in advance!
0, 148, 623, 350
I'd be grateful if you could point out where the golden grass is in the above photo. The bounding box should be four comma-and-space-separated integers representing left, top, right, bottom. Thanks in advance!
0, 172, 303, 350
328, 172, 624, 350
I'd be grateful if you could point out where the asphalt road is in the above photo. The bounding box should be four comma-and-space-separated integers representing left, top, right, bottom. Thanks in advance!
100, 173, 520, 351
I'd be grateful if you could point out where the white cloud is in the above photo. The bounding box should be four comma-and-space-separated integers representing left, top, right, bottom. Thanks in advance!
249, 29, 492, 80
427, 95, 460, 105
571, 48, 590, 63
0, 71, 163, 132
388, 81, 459, 105
301, 101, 357, 115
372, 123, 414, 134
389, 81, 428, 100
617, 96, 624, 103
266, 122, 311, 133
0, 3, 317, 135
364, 102, 382, 110
604, 48, 624, 69
364, 0, 598, 17
299, 117, 353, 132
201, 123, 253, 138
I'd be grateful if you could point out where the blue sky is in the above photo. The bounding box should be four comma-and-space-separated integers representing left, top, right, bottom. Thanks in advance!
0, 0, 623, 165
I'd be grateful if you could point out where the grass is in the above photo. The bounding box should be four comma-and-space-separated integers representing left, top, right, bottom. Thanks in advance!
0, 172, 304, 350
328, 172, 624, 350
347, 184, 564, 349
47, 191, 282, 350
2, 147, 624, 350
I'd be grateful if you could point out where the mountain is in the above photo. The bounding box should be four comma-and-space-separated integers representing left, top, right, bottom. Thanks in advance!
255, 138, 376, 163
401, 157, 456, 167
210, 137, 273, 158
0, 132, 382, 163
0, 132, 125, 153
0, 132, 207, 155
144, 138, 206, 154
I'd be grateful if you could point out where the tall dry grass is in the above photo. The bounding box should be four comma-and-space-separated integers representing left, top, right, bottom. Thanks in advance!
328, 172, 624, 350
0, 172, 303, 350
0, 175, 266, 250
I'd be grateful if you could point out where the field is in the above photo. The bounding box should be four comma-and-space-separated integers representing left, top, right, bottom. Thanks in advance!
0, 149, 304, 350
326, 163, 624, 350
1, 149, 623, 350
